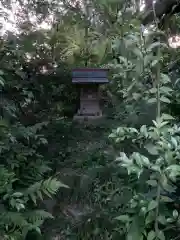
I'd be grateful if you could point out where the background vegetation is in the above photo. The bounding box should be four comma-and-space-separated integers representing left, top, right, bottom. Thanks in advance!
1, 0, 180, 239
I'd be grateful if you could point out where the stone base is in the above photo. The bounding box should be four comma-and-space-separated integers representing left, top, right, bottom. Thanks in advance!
73, 115, 104, 123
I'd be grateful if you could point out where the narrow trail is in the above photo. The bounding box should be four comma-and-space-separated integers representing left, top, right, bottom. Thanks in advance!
42, 121, 115, 239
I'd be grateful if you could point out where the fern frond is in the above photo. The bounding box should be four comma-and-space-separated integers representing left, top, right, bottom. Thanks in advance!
24, 178, 68, 204
18, 159, 51, 187
0, 166, 15, 194
25, 210, 53, 223
0, 212, 28, 228
3, 231, 22, 240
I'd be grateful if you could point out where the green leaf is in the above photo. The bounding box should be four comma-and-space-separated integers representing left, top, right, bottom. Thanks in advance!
151, 165, 161, 173
140, 125, 148, 137
148, 98, 156, 103
109, 133, 116, 138
132, 93, 141, 100
161, 73, 171, 83
115, 215, 130, 222
146, 180, 157, 187
149, 88, 157, 93
133, 153, 143, 167
145, 143, 158, 155
161, 114, 174, 120
173, 210, 178, 218
0, 77, 4, 86
167, 218, 174, 223
161, 196, 173, 203
157, 231, 165, 240
35, 227, 41, 234
147, 42, 168, 52
37, 190, 43, 201
160, 86, 173, 94
144, 54, 153, 66
147, 230, 156, 240
152, 120, 158, 127
148, 200, 158, 211
133, 48, 143, 59
158, 215, 166, 225
12, 192, 23, 198
171, 137, 178, 148
166, 164, 180, 181
126, 165, 142, 177
160, 96, 171, 103
141, 156, 150, 167
127, 218, 143, 240
151, 59, 158, 67
145, 212, 154, 225
166, 165, 180, 173
39, 138, 48, 145
30, 193, 37, 205
161, 174, 176, 193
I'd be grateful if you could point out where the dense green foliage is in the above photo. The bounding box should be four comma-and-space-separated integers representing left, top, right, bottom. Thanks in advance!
1, 0, 180, 239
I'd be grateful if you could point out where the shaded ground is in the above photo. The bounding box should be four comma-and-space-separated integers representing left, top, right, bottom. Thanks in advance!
41, 118, 129, 240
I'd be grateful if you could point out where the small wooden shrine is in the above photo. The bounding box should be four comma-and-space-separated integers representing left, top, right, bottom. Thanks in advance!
72, 68, 108, 121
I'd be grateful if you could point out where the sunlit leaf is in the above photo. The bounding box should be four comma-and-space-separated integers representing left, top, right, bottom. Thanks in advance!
0, 77, 4, 86
147, 230, 155, 240
115, 215, 130, 222
171, 137, 178, 148
173, 210, 178, 218
160, 196, 173, 203
146, 180, 157, 187
161, 73, 171, 83
161, 114, 174, 120
160, 86, 173, 94
151, 59, 159, 67
148, 98, 156, 103
147, 42, 168, 52
157, 231, 165, 240
160, 96, 171, 103
145, 143, 158, 155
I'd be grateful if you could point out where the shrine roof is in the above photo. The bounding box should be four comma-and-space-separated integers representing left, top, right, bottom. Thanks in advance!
72, 68, 109, 84
72, 78, 109, 83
